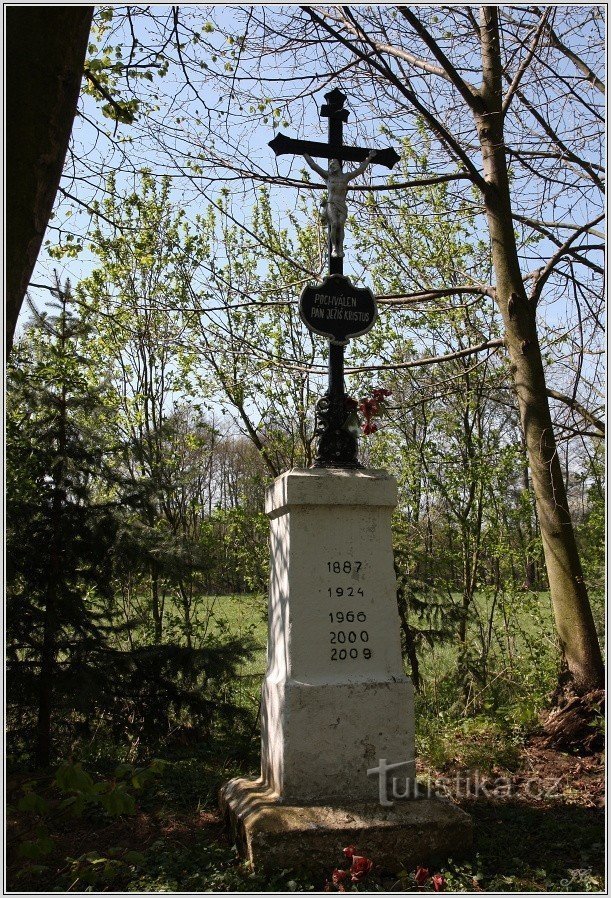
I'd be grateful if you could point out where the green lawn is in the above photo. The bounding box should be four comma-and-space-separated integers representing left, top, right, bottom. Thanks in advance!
195, 593, 268, 711
199, 592, 268, 675
194, 589, 562, 728
8, 589, 604, 892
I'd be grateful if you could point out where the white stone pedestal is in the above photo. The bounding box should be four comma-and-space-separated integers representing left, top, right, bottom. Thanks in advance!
261, 468, 414, 803
220, 468, 472, 874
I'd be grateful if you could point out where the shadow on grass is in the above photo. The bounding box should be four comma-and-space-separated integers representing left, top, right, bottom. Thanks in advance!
7, 736, 605, 893
457, 797, 605, 891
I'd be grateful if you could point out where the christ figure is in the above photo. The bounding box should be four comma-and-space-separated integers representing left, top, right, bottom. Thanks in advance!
303, 151, 377, 258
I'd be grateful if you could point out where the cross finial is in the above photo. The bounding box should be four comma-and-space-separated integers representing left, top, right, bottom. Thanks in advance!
321, 88, 349, 122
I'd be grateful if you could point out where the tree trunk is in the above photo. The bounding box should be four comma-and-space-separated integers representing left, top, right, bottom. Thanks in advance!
521, 451, 537, 590
151, 568, 163, 643
540, 686, 604, 754
459, 536, 472, 644
395, 571, 421, 691
476, 7, 603, 693
6, 6, 93, 352
36, 585, 57, 768
35, 374, 68, 767
178, 581, 193, 649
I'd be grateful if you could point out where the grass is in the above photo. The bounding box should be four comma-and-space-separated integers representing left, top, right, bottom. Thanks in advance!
203, 592, 268, 676
196, 589, 564, 758
199, 592, 268, 711
6, 588, 605, 892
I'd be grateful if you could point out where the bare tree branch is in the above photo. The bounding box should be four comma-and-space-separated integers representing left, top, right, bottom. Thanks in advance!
397, 6, 483, 112
529, 213, 605, 305
547, 388, 605, 437
301, 5, 488, 191
346, 339, 505, 373
502, 8, 551, 115
537, 11, 605, 94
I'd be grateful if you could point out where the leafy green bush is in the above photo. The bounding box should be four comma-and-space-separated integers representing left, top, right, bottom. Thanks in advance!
11, 759, 163, 888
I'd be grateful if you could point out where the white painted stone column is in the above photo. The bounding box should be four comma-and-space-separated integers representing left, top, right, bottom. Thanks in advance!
261, 468, 414, 803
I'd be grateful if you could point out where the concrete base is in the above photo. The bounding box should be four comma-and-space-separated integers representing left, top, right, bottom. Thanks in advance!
261, 677, 414, 803
261, 469, 415, 804
219, 777, 473, 874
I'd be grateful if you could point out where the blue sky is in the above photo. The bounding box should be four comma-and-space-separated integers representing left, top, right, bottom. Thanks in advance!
24, 5, 605, 441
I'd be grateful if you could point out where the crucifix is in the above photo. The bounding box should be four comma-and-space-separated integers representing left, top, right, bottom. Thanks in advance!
269, 88, 400, 468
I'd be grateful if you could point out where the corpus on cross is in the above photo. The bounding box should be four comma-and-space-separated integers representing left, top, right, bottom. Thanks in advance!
303, 152, 377, 259
269, 87, 400, 273
268, 88, 400, 469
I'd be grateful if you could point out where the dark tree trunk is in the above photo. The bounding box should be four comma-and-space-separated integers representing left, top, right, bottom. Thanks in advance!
36, 585, 57, 768
151, 568, 163, 643
6, 7, 93, 353
179, 581, 193, 649
395, 572, 421, 691
475, 7, 603, 693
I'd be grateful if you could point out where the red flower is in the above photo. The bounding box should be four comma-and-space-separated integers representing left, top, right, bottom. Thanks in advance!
358, 398, 380, 419
350, 855, 374, 882
372, 388, 392, 401
332, 869, 349, 883
432, 874, 446, 891
343, 846, 357, 859
415, 866, 430, 887
356, 387, 391, 437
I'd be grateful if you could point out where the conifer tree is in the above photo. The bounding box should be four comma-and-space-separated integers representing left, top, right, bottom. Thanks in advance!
6, 276, 117, 767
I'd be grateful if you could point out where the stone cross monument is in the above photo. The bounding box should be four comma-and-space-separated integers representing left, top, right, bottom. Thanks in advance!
270, 87, 399, 469
220, 88, 472, 876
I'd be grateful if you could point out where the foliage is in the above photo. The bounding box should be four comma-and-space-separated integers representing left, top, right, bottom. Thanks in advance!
83, 7, 169, 126
6, 9, 606, 889
7, 594, 604, 892
11, 161, 605, 766
574, 444, 605, 594
11, 759, 163, 888
6, 284, 259, 766
6, 282, 121, 765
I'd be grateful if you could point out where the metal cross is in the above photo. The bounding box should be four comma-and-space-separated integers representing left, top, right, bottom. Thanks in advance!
269, 88, 400, 468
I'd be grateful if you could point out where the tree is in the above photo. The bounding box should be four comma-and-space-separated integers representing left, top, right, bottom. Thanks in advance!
182, 186, 325, 474
29, 6, 604, 697
8, 4, 182, 351
6, 7, 93, 352
6, 279, 117, 766
7, 279, 258, 762
466, 7, 602, 693
189, 4, 604, 695
73, 172, 207, 643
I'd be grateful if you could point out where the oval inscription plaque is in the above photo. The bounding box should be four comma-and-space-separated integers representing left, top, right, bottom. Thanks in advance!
299, 274, 377, 343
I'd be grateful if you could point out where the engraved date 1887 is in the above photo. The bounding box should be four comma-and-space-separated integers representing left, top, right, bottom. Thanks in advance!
327, 560, 362, 574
